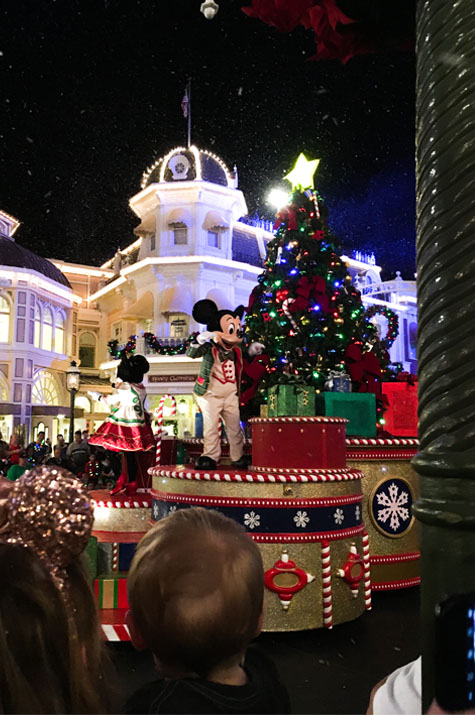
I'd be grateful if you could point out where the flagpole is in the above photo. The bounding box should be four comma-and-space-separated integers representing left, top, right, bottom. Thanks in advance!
187, 78, 191, 148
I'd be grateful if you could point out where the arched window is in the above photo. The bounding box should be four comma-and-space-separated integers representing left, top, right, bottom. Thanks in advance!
171, 222, 188, 245
32, 370, 60, 406
34, 304, 41, 348
42, 308, 53, 351
79, 332, 96, 368
54, 311, 65, 353
0, 296, 10, 343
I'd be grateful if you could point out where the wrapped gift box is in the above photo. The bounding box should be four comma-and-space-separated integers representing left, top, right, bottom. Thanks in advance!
267, 384, 315, 417
119, 542, 136, 572
316, 392, 376, 437
382, 382, 418, 437
84, 536, 98, 580
94, 573, 129, 609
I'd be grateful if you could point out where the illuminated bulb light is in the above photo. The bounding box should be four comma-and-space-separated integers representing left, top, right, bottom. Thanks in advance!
200, 0, 219, 19
268, 188, 290, 209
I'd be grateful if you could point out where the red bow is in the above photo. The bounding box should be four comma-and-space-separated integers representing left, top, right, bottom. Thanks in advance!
273, 207, 298, 231
289, 275, 330, 313
396, 371, 417, 386
345, 343, 388, 405
240, 354, 270, 406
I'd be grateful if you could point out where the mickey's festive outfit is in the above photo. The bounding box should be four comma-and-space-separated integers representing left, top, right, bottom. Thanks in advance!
89, 353, 154, 494
187, 299, 264, 470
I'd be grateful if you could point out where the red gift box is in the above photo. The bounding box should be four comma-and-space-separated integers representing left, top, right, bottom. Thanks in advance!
382, 382, 418, 437
250, 416, 347, 469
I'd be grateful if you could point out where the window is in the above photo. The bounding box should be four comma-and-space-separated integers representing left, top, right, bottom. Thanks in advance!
207, 230, 221, 249
0, 296, 10, 342
42, 308, 53, 351
34, 304, 41, 348
150, 235, 156, 251
79, 332, 96, 368
54, 311, 65, 353
172, 223, 188, 245
32, 370, 60, 405
112, 321, 122, 342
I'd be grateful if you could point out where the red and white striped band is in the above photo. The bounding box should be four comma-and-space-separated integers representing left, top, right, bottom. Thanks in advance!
91, 498, 152, 509
149, 467, 364, 483
249, 524, 365, 543
370, 552, 420, 565
371, 576, 420, 591
249, 416, 348, 424
152, 490, 362, 509
346, 450, 417, 460
346, 438, 418, 446
252, 465, 355, 475
101, 624, 130, 641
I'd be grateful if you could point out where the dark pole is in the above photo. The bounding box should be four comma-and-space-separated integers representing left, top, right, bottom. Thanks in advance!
69, 388, 76, 444
413, 0, 475, 709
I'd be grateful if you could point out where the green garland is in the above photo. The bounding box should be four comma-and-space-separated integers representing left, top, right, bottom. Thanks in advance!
107, 331, 198, 360
364, 305, 399, 348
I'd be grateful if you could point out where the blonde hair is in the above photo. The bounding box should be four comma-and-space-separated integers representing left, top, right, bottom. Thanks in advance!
0, 545, 117, 713
128, 507, 264, 677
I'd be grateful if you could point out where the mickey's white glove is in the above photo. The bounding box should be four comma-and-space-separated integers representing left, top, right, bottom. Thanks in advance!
197, 331, 217, 345
248, 342, 265, 357
87, 390, 101, 401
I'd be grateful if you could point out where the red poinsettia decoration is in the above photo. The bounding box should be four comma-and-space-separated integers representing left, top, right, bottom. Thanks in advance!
242, 0, 414, 64
242, 0, 314, 32
289, 274, 330, 313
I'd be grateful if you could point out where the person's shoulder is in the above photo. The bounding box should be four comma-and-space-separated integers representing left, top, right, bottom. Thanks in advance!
244, 645, 291, 713
126, 678, 204, 715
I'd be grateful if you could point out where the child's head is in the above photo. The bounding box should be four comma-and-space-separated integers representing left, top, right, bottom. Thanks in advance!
0, 467, 117, 712
127, 507, 264, 677
18, 451, 27, 466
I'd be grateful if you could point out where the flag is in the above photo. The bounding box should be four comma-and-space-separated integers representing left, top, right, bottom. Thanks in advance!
181, 88, 189, 118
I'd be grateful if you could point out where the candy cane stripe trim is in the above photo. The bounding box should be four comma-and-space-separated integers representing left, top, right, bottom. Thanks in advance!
249, 416, 348, 424
149, 468, 364, 482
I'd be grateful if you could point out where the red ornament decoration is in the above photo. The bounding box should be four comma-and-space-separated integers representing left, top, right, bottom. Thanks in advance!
276, 287, 289, 303
336, 544, 364, 598
262, 312, 271, 322
312, 229, 325, 240
264, 550, 315, 610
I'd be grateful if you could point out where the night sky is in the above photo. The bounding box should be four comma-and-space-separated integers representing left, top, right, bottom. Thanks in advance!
1, 1, 416, 278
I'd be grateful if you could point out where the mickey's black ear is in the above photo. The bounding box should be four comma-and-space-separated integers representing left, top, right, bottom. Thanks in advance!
192, 299, 218, 325
130, 354, 150, 375
235, 305, 245, 319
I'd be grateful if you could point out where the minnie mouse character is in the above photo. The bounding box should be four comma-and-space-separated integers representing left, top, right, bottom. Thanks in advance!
187, 299, 264, 470
89, 353, 154, 495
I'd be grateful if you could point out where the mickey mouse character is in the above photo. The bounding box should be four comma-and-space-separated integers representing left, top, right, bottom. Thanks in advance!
89, 352, 154, 495
187, 299, 264, 470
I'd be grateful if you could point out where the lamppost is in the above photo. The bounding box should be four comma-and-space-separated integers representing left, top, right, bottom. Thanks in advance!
66, 360, 80, 444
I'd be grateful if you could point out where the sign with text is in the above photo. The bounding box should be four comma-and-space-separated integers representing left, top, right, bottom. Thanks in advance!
148, 374, 196, 383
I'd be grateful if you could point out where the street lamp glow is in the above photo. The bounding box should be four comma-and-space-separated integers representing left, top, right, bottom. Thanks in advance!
267, 188, 290, 210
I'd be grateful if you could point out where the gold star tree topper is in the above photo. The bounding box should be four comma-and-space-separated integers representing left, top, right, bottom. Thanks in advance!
284, 153, 320, 190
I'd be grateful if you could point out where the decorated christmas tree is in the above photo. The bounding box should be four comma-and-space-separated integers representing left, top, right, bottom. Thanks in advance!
244, 154, 391, 425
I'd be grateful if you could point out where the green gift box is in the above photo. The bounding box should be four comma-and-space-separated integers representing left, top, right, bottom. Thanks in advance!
83, 536, 98, 580
316, 392, 376, 437
268, 383, 315, 417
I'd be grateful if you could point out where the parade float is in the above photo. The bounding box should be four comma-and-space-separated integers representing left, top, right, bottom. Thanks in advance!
89, 155, 419, 639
